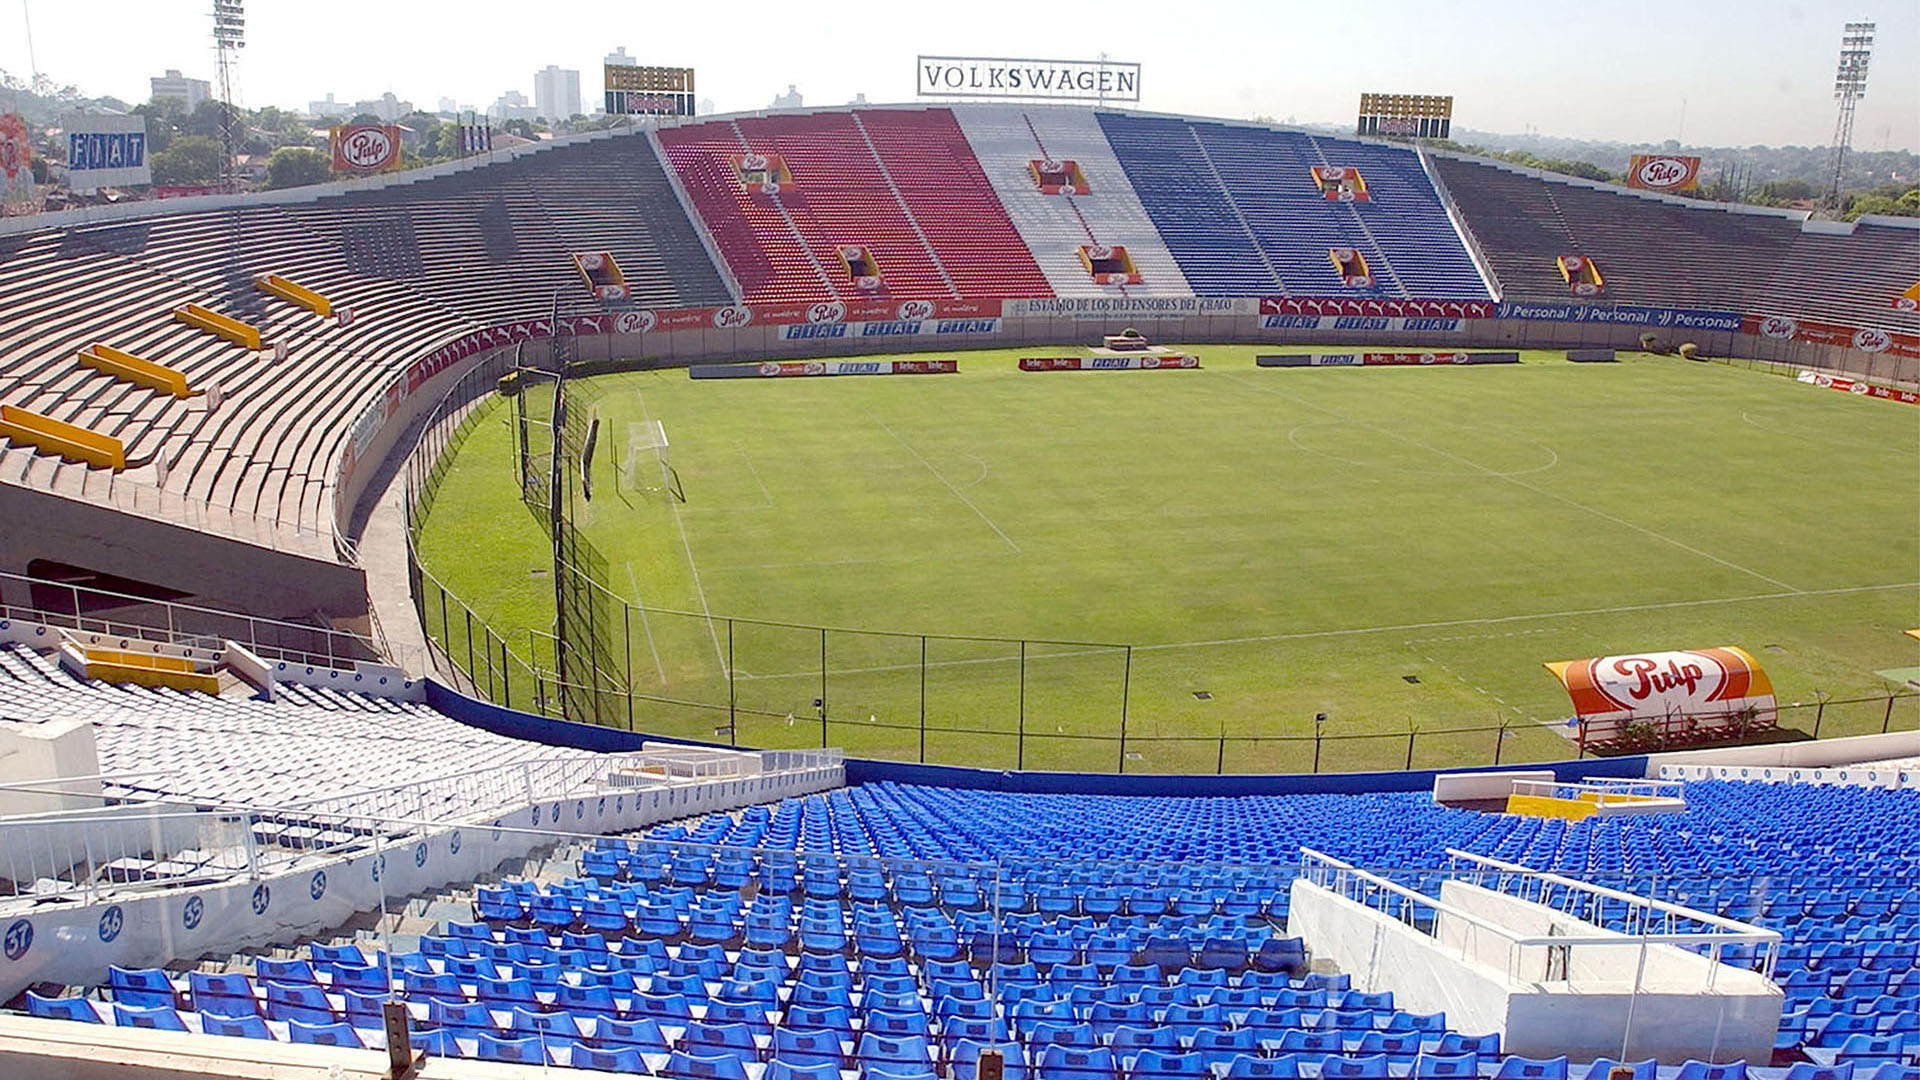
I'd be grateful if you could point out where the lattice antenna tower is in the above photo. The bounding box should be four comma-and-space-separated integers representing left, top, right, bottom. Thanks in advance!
212, 0, 245, 192
1826, 20, 1874, 212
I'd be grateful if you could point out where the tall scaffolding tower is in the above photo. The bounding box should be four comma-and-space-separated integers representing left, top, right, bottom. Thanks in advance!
1825, 21, 1875, 212
212, 0, 246, 192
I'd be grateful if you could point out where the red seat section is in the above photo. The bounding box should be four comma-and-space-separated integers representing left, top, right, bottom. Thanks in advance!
657, 121, 837, 304
658, 109, 1051, 305
736, 111, 951, 301
856, 109, 1052, 300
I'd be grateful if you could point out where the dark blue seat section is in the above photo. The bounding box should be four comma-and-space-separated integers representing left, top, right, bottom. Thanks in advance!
1094, 112, 1490, 302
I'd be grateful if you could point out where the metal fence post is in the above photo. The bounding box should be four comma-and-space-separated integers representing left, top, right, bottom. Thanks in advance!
728, 619, 738, 747
1813, 693, 1828, 739
1494, 722, 1507, 765
1405, 725, 1417, 771
1883, 694, 1895, 734
500, 637, 511, 708
918, 635, 926, 764
1017, 641, 1027, 771
1216, 720, 1226, 775
465, 609, 476, 679
819, 628, 828, 749
1117, 646, 1132, 774
624, 603, 634, 730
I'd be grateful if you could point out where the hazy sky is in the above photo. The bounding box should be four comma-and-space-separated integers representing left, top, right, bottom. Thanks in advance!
6, 0, 1916, 151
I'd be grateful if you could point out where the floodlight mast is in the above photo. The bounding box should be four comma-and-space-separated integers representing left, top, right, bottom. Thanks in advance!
1825, 20, 1874, 212
212, 0, 245, 192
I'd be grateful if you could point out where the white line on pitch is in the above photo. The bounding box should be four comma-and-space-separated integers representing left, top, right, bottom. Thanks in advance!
623, 561, 669, 686
636, 389, 730, 675
1223, 372, 1803, 594
869, 412, 1023, 554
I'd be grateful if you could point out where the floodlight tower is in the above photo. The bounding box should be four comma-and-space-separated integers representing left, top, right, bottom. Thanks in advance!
212, 0, 246, 191
1825, 20, 1874, 211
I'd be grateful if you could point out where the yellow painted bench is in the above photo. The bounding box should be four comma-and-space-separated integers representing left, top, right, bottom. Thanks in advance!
82, 649, 220, 695
252, 273, 332, 318
0, 404, 127, 470
78, 344, 195, 398
173, 303, 263, 350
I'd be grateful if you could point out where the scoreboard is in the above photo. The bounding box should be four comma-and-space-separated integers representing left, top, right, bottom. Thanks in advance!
605, 65, 696, 117
1357, 93, 1453, 140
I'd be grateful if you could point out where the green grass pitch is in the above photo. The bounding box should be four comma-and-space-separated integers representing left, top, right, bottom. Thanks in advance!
412, 346, 1920, 773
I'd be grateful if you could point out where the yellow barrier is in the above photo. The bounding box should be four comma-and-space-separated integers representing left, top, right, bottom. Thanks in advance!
252, 273, 332, 318
0, 404, 127, 470
78, 344, 195, 398
173, 304, 263, 350
1504, 793, 1597, 821
82, 649, 220, 694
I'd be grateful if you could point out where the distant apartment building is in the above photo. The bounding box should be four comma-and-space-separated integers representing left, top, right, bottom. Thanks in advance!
150, 70, 211, 111
534, 66, 582, 122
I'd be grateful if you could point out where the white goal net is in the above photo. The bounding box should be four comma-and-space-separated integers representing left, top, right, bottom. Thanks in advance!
622, 420, 684, 500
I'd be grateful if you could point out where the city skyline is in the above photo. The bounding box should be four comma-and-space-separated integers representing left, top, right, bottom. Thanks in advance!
3, 0, 1916, 151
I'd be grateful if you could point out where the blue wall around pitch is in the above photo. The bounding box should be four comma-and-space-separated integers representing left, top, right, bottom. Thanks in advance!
428, 679, 1650, 796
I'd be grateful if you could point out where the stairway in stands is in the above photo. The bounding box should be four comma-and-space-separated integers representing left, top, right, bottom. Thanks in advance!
950, 106, 1190, 298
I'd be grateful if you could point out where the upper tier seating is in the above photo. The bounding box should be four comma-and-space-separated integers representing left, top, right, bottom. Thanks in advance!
1095, 114, 1490, 301
949, 106, 1191, 297
1424, 155, 1908, 324
0, 132, 730, 553
658, 109, 1050, 304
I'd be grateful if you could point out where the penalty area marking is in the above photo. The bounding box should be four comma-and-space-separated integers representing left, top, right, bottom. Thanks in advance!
623, 561, 669, 685
635, 389, 730, 675
868, 412, 1022, 554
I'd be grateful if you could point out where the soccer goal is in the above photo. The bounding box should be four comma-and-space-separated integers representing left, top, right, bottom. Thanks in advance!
622, 420, 686, 502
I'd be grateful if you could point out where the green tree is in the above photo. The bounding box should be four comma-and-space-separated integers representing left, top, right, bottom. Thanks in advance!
1757, 178, 1815, 203
150, 135, 227, 184
264, 146, 330, 189
1844, 189, 1920, 221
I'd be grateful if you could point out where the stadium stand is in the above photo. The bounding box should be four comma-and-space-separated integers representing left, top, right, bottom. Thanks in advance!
0, 131, 731, 559
658, 108, 1051, 303
949, 106, 1192, 296
1095, 114, 1490, 300
1426, 155, 1810, 314
1758, 223, 1920, 329
10, 770, 1918, 1072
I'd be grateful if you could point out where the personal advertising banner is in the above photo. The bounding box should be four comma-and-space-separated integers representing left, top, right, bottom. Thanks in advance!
1625, 154, 1701, 193
1796, 370, 1920, 406
689, 359, 958, 379
1019, 355, 1199, 371
1545, 647, 1776, 734
0, 113, 34, 205
64, 114, 150, 191
330, 125, 403, 173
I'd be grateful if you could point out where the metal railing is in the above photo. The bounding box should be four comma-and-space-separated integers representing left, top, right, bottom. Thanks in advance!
1507, 777, 1687, 805
0, 569, 388, 670
0, 747, 842, 910
1299, 847, 1780, 990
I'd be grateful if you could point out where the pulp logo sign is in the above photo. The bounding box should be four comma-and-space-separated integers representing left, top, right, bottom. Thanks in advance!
712, 306, 753, 329
330, 125, 401, 172
1852, 328, 1892, 353
616, 310, 657, 334
896, 300, 937, 321
807, 301, 847, 324
1758, 316, 1797, 340
1626, 154, 1700, 192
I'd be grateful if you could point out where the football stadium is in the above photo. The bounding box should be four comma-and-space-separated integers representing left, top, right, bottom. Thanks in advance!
0, 26, 1917, 1080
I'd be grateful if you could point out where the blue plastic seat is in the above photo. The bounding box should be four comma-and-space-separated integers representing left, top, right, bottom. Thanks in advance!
111, 1003, 187, 1030
1496, 1057, 1572, 1080
107, 966, 177, 1009
1037, 1044, 1116, 1080
1223, 1055, 1301, 1080
951, 1040, 1029, 1080
1674, 1062, 1748, 1080
1782, 1065, 1857, 1080
1414, 1055, 1483, 1078
26, 993, 100, 1023
476, 1032, 555, 1065
287, 1019, 366, 1047
575, 1045, 649, 1073
263, 982, 335, 1025
201, 1012, 273, 1040
188, 972, 258, 1017
1317, 1055, 1391, 1080
1131, 1050, 1208, 1080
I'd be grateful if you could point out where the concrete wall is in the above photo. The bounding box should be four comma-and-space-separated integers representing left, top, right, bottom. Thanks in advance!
1644, 729, 1920, 775
0, 482, 367, 622
1287, 876, 1780, 1065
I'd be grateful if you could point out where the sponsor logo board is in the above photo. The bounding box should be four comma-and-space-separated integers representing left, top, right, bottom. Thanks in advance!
1625, 154, 1701, 192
